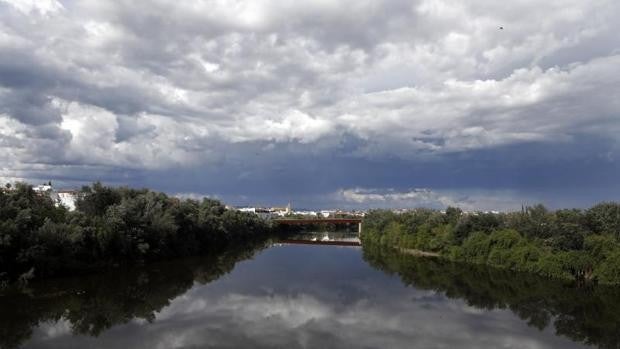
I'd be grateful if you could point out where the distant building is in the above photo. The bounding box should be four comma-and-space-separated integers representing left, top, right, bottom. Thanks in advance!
292, 210, 317, 217
32, 184, 78, 211
273, 210, 288, 217
33, 184, 53, 193
237, 207, 280, 219
320, 210, 336, 218
236, 203, 294, 219
56, 190, 78, 211
271, 203, 291, 217
334, 210, 366, 217
234, 204, 365, 220
254, 208, 274, 220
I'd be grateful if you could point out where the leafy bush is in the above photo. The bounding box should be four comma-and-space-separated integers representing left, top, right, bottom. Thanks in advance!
594, 249, 620, 284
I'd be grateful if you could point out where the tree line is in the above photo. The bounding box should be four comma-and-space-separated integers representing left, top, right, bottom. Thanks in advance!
0, 182, 271, 284
361, 203, 620, 284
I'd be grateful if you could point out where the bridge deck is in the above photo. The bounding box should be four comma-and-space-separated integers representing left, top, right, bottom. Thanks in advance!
279, 239, 361, 246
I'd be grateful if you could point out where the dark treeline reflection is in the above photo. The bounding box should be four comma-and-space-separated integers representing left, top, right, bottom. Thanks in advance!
362, 244, 620, 349
0, 239, 271, 349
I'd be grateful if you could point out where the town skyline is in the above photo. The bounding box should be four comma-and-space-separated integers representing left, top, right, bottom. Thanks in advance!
0, 180, 579, 215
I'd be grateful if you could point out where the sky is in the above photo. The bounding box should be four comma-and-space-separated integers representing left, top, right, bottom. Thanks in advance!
0, 0, 619, 210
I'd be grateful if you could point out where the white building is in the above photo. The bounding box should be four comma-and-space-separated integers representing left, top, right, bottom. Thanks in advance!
237, 203, 293, 219
292, 210, 318, 217
56, 191, 78, 211
33, 184, 78, 211
320, 210, 336, 218
33, 184, 53, 193
236, 207, 279, 220
272, 203, 291, 217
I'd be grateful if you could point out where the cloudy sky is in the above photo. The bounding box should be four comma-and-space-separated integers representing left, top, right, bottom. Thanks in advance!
1, 0, 619, 210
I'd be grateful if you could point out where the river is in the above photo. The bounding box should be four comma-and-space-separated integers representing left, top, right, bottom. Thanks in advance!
1, 233, 619, 349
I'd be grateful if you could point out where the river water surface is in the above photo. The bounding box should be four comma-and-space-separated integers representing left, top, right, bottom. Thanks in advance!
1, 237, 619, 349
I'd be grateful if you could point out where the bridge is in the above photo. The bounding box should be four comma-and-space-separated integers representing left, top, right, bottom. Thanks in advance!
273, 218, 363, 235
279, 239, 361, 247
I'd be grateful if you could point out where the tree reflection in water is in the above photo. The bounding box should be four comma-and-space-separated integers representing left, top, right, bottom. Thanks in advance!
362, 244, 620, 349
2, 240, 620, 349
0, 239, 272, 349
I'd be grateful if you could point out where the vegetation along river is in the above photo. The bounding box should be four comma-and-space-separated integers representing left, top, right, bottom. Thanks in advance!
2, 232, 619, 349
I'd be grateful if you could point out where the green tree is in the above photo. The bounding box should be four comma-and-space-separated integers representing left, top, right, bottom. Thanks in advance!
587, 202, 620, 237
594, 249, 620, 284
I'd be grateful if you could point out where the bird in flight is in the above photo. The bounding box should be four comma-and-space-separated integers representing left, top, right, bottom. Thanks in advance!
499, 26, 504, 30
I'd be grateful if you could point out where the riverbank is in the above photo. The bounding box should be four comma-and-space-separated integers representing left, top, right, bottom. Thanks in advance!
0, 182, 273, 286
361, 205, 620, 285
397, 247, 440, 257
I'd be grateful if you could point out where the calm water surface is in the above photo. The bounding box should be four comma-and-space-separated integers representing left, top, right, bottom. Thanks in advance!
1, 238, 619, 349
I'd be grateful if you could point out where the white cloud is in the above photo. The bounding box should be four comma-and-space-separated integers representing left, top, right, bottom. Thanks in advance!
332, 55, 620, 157
337, 188, 462, 208
0, 0, 64, 16
335, 187, 547, 211
227, 109, 333, 144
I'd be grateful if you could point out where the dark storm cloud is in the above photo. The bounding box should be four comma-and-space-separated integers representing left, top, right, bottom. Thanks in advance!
0, 90, 61, 125
0, 0, 619, 208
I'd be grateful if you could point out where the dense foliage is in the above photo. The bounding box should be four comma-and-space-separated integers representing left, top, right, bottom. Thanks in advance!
361, 203, 620, 284
0, 182, 271, 284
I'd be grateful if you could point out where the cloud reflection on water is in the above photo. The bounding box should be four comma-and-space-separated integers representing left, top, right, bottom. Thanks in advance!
22, 245, 592, 349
